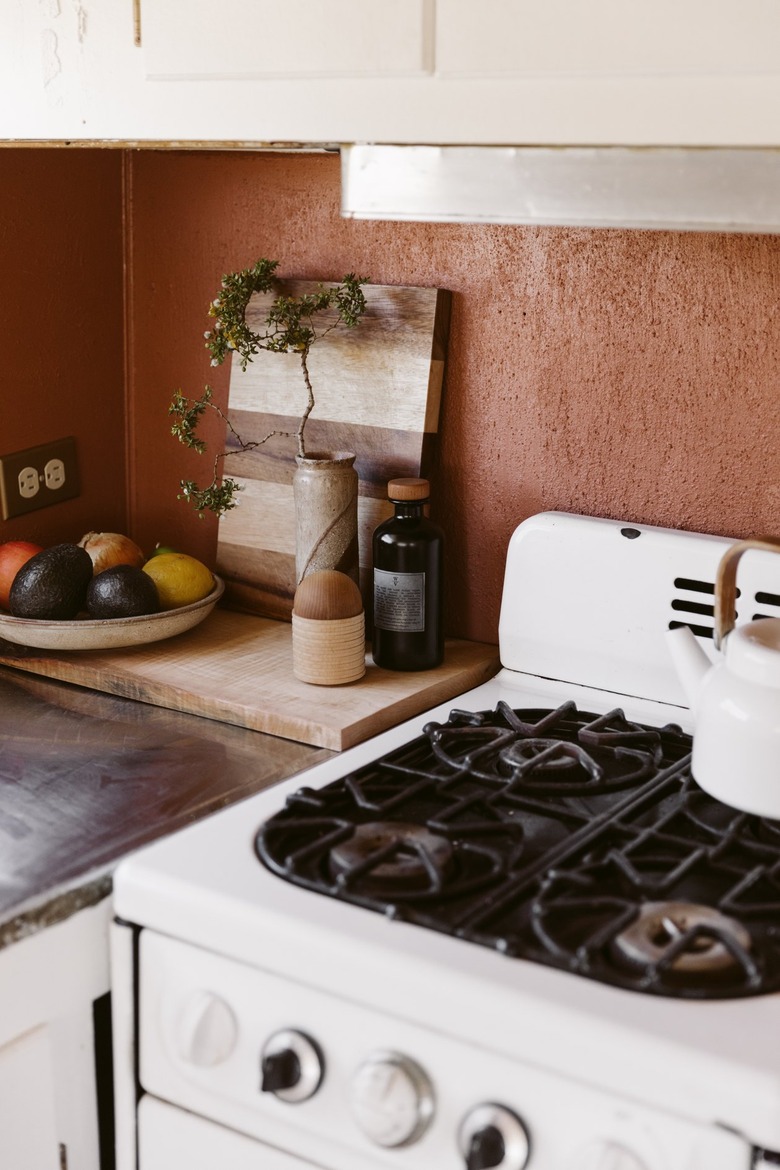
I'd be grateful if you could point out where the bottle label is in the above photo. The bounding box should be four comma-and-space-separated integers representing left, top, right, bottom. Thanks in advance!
373, 569, 425, 632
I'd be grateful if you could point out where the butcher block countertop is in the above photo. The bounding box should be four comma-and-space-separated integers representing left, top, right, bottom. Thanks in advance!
0, 617, 498, 948
0, 610, 500, 751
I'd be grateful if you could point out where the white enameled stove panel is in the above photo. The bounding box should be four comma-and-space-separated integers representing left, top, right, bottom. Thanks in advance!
138, 931, 750, 1170
116, 673, 780, 1152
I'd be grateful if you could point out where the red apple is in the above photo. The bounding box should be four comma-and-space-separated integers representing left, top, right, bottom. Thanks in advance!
0, 540, 45, 609
78, 531, 145, 575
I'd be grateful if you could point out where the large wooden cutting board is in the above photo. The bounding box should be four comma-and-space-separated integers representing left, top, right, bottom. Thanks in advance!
0, 610, 498, 752
215, 281, 451, 620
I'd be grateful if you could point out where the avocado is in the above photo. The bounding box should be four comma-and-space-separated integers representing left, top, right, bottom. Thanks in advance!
9, 543, 93, 620
86, 564, 160, 619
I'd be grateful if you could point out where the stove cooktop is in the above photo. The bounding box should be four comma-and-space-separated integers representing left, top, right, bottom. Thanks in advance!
257, 701, 780, 1001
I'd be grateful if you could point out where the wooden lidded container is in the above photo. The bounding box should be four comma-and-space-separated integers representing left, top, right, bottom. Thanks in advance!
292, 570, 366, 685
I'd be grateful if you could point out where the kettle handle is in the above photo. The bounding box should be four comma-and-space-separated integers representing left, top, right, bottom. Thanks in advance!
715, 536, 780, 649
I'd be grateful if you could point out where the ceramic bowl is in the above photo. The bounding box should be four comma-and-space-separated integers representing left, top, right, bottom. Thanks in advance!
0, 576, 225, 652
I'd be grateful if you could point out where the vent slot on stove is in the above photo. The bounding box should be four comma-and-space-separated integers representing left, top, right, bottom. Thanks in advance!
669, 577, 720, 639
670, 574, 780, 638
754, 590, 780, 622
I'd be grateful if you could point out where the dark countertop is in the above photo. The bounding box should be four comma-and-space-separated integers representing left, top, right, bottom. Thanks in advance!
0, 664, 331, 949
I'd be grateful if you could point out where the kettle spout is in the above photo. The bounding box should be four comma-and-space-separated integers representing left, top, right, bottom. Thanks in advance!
665, 624, 712, 706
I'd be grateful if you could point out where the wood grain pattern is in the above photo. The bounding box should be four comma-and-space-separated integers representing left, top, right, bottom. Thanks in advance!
0, 610, 497, 752
223, 412, 436, 498
215, 281, 451, 618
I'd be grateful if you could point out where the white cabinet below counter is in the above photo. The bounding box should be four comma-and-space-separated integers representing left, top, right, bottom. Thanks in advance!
0, 899, 111, 1170
4, 0, 780, 146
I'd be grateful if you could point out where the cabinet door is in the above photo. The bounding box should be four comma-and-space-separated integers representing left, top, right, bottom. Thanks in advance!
0, 1027, 61, 1170
141, 0, 434, 79
437, 0, 780, 78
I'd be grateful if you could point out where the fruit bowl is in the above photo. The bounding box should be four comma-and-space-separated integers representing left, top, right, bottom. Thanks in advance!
0, 576, 225, 652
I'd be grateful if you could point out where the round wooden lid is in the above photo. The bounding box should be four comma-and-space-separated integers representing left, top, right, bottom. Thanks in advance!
387, 477, 430, 501
293, 569, 364, 620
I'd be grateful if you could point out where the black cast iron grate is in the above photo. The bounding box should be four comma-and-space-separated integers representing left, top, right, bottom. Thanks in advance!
255, 702, 780, 1000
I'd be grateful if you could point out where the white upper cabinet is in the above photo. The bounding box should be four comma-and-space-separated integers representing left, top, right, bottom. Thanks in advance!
3, 0, 780, 145
142, 0, 434, 79
437, 0, 780, 78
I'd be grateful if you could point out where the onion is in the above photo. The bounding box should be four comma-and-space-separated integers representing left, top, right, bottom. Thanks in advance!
78, 531, 145, 575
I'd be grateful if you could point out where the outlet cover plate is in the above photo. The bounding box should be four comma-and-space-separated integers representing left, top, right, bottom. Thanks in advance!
0, 437, 80, 520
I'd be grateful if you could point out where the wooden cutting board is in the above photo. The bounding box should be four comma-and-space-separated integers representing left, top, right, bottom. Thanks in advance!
0, 610, 498, 751
215, 281, 451, 620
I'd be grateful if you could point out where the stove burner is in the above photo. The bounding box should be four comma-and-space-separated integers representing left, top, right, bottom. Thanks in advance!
329, 822, 454, 893
612, 901, 753, 980
424, 703, 668, 795
501, 738, 604, 783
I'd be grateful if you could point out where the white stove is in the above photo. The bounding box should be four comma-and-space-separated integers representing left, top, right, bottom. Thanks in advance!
110, 512, 780, 1170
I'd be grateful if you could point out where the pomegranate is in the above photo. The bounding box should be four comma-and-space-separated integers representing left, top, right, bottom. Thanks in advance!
78, 531, 145, 575
0, 540, 44, 609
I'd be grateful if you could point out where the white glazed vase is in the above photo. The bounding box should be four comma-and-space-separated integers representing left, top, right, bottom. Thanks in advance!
293, 451, 359, 586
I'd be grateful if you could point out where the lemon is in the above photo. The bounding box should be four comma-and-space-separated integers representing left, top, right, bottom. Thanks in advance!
142, 553, 215, 610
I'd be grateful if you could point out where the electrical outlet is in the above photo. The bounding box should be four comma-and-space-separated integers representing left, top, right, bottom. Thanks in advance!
0, 437, 80, 520
44, 458, 66, 490
18, 467, 39, 499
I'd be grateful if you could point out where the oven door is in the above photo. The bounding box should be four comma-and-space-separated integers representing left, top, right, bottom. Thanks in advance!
138, 1096, 323, 1170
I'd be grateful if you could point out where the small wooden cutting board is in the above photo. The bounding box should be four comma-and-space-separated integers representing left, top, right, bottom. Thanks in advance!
216, 281, 451, 620
0, 610, 498, 751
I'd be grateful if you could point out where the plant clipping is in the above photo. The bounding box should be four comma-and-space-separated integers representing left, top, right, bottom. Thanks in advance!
170, 258, 369, 516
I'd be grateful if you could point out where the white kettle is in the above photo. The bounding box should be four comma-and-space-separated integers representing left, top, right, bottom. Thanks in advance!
666, 536, 780, 819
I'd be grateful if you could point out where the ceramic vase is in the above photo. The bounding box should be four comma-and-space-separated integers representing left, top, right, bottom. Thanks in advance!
293, 451, 359, 585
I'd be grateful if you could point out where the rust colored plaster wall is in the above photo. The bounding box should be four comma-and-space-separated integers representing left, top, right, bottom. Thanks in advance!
127, 151, 780, 645
0, 150, 126, 546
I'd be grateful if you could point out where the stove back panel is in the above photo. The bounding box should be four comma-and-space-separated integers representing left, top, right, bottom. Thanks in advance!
498, 512, 780, 706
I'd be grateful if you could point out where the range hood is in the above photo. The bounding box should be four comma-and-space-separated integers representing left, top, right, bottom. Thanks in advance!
341, 145, 780, 233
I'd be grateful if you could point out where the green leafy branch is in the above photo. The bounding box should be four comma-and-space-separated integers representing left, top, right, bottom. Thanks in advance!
169, 259, 369, 517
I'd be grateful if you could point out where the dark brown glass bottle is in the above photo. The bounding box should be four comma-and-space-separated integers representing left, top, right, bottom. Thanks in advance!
372, 478, 444, 671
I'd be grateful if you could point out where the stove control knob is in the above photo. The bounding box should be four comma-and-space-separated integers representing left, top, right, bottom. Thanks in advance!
176, 990, 237, 1067
458, 1104, 530, 1170
349, 1051, 435, 1147
260, 1030, 324, 1102
567, 1141, 649, 1170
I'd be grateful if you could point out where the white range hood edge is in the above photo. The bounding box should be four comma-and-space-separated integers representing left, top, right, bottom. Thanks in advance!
341, 144, 780, 232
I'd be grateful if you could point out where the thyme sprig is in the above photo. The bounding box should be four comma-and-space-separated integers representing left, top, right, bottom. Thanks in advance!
170, 260, 369, 517
170, 386, 296, 515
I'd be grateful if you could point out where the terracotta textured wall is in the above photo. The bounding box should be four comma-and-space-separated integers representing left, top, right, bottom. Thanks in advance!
126, 151, 780, 645
0, 149, 126, 546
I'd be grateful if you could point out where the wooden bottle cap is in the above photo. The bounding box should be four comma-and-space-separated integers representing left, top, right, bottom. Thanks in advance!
387, 477, 430, 502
